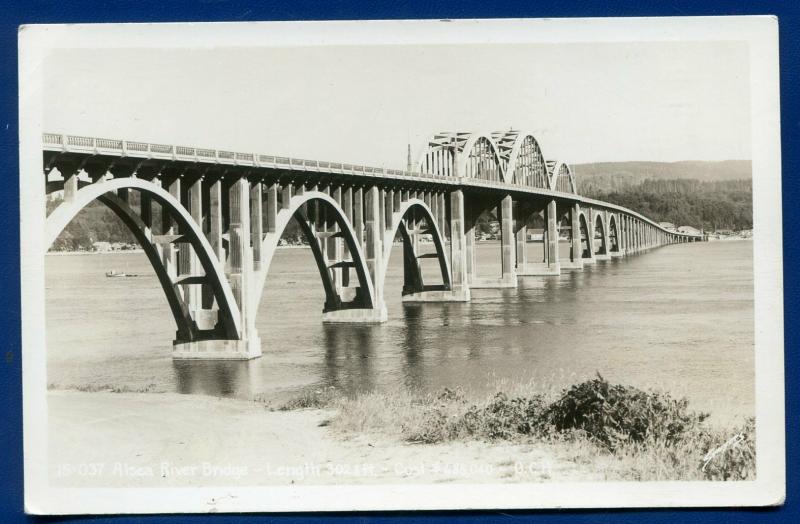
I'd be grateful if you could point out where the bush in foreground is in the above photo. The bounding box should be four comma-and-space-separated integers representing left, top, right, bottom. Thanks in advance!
313, 375, 756, 481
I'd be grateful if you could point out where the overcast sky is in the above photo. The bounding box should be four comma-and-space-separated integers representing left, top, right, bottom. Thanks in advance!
44, 40, 750, 167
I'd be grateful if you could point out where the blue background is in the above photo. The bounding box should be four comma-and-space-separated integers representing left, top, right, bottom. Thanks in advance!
0, 1, 796, 522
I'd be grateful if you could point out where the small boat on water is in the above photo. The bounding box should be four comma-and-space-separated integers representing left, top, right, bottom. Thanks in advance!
105, 269, 139, 278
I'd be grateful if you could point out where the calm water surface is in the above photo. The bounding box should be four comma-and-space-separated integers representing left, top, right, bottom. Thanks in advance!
46, 240, 754, 424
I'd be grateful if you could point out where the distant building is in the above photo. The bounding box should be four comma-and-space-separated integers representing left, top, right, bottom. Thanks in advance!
659, 222, 676, 231
92, 241, 111, 252
677, 225, 702, 236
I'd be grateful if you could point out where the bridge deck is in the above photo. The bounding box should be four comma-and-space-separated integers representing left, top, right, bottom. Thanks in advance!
41, 133, 701, 239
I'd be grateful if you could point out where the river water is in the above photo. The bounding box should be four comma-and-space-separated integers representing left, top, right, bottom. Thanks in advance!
45, 240, 754, 425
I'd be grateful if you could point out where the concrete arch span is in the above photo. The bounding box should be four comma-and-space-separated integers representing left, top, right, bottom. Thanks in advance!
380, 199, 452, 296
608, 214, 620, 252
252, 191, 377, 319
578, 212, 592, 258
594, 212, 607, 255
45, 177, 243, 342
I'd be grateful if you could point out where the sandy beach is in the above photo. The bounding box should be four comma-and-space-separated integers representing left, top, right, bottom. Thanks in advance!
48, 390, 610, 487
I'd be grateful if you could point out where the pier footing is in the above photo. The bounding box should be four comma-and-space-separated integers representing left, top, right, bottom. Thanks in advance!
402, 287, 471, 302
517, 263, 561, 277
470, 276, 518, 289
172, 335, 262, 361
322, 306, 388, 323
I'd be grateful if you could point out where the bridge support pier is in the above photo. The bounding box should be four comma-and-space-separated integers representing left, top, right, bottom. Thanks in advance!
173, 176, 262, 360
440, 189, 471, 301
500, 195, 517, 285
561, 202, 584, 270
518, 199, 561, 276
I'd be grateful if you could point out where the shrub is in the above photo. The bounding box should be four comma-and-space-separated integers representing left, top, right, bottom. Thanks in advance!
278, 386, 340, 410
544, 373, 708, 451
457, 393, 548, 440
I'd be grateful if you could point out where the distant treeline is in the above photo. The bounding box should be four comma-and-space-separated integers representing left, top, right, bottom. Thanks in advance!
48, 198, 137, 251
48, 195, 306, 251
583, 178, 753, 231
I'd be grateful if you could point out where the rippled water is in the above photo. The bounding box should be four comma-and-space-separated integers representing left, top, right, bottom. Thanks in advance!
45, 240, 754, 424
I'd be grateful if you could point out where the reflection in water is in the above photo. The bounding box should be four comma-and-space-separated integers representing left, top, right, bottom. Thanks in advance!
401, 304, 425, 390
46, 242, 755, 424
173, 359, 263, 397
322, 323, 376, 394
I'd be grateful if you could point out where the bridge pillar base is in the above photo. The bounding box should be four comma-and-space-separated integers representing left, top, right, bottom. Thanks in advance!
517, 262, 561, 276
172, 335, 262, 361
322, 305, 388, 323
610, 250, 624, 258
560, 260, 584, 270
470, 275, 518, 289
594, 253, 611, 261
402, 287, 470, 302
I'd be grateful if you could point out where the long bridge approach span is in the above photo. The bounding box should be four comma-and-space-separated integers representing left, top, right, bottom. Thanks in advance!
42, 131, 703, 360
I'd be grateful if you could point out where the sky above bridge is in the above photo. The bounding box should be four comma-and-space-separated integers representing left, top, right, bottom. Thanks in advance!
43, 38, 750, 168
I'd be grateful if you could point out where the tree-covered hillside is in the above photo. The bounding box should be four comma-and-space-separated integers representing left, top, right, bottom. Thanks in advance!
584, 178, 752, 231
573, 160, 751, 195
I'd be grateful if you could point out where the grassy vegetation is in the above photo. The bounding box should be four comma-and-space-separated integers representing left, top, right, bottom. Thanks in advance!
280, 375, 755, 481
47, 382, 165, 393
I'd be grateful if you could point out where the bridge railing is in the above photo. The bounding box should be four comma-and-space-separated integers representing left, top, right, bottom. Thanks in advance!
42, 133, 702, 239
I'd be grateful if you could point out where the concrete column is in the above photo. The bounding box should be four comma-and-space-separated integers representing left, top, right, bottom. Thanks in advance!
364, 186, 384, 307
63, 168, 79, 203
329, 186, 344, 291
501, 195, 515, 283
162, 177, 181, 278
185, 177, 203, 314
343, 187, 353, 285
227, 177, 258, 349
385, 189, 394, 232
266, 183, 278, 234
353, 187, 364, 248
208, 179, 224, 262
570, 203, 583, 266
546, 199, 559, 270
515, 203, 527, 269
250, 181, 263, 271
465, 216, 476, 285
379, 188, 386, 235
448, 190, 470, 300
282, 183, 293, 211
438, 192, 447, 239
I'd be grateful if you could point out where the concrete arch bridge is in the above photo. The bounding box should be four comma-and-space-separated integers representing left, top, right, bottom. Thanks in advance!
42, 131, 703, 360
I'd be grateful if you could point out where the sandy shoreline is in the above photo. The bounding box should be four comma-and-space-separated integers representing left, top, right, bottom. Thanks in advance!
48, 390, 609, 487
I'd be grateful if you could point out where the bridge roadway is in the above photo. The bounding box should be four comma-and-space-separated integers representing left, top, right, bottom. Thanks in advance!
42, 132, 704, 360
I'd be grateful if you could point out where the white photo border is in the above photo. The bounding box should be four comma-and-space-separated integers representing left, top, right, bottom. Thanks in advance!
19, 16, 784, 514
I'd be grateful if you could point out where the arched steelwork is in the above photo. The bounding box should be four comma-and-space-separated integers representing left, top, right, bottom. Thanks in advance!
458, 133, 505, 182
45, 177, 242, 341
252, 191, 377, 316
553, 162, 577, 194
493, 131, 548, 188
418, 132, 470, 176
594, 212, 607, 255
381, 199, 452, 295
419, 132, 506, 182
